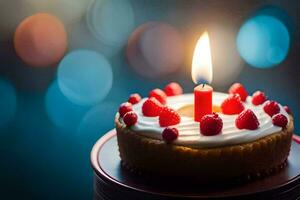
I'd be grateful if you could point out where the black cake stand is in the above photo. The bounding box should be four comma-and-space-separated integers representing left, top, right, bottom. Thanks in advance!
91, 130, 300, 200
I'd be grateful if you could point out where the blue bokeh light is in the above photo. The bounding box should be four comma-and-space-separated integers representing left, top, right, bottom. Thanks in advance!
77, 102, 118, 146
237, 15, 290, 68
254, 6, 294, 35
86, 0, 135, 47
0, 78, 17, 127
45, 80, 91, 132
57, 50, 113, 106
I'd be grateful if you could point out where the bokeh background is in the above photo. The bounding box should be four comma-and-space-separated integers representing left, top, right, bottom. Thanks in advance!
0, 0, 299, 199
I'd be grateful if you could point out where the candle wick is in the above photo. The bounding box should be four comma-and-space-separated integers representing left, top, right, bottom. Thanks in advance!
202, 83, 205, 88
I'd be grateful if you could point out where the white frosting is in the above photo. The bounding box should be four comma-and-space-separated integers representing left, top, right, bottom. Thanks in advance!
124, 92, 290, 148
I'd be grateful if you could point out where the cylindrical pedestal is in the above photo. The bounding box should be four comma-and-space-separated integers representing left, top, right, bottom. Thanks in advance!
91, 130, 300, 200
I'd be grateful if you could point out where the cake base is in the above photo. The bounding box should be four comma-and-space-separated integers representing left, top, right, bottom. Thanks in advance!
91, 130, 300, 200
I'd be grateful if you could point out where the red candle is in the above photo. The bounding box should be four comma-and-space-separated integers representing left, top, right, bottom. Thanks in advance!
191, 31, 213, 122
194, 84, 213, 122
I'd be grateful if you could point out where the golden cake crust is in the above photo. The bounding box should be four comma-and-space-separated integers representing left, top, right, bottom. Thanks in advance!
116, 116, 294, 182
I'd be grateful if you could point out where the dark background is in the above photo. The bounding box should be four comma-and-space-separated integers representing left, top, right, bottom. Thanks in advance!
0, 0, 299, 199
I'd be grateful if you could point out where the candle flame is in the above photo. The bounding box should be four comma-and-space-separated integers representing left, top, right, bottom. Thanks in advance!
191, 31, 213, 84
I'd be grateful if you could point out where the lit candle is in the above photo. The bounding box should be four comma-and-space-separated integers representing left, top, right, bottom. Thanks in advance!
192, 31, 213, 122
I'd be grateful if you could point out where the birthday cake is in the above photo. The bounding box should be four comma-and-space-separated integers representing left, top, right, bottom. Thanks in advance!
115, 82, 294, 182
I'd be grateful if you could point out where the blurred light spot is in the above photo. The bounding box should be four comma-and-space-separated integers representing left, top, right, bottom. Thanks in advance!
86, 0, 135, 47
45, 80, 90, 132
255, 6, 293, 35
57, 50, 113, 106
0, 79, 17, 127
14, 13, 67, 67
127, 22, 184, 79
67, 19, 118, 58
237, 14, 290, 68
26, 0, 92, 25
209, 25, 243, 87
77, 102, 117, 146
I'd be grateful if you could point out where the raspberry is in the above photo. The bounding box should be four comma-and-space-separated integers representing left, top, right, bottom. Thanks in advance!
284, 106, 292, 115
263, 100, 280, 117
119, 102, 133, 117
252, 91, 267, 105
228, 83, 248, 102
149, 88, 167, 105
159, 107, 181, 127
272, 114, 288, 128
123, 111, 138, 127
162, 127, 179, 143
142, 97, 163, 117
164, 82, 183, 96
221, 94, 245, 115
128, 93, 141, 105
200, 113, 223, 136
235, 109, 260, 130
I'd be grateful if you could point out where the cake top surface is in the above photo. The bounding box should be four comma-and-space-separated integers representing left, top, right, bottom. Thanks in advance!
119, 92, 290, 148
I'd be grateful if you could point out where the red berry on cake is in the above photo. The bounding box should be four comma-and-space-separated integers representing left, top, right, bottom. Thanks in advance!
164, 82, 183, 96
128, 93, 141, 104
142, 97, 163, 117
119, 102, 133, 117
263, 100, 280, 117
149, 88, 167, 105
252, 91, 267, 105
221, 94, 245, 115
162, 127, 179, 143
272, 114, 288, 128
228, 83, 248, 102
284, 106, 292, 115
123, 111, 138, 127
235, 109, 260, 130
159, 106, 181, 127
200, 113, 223, 136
